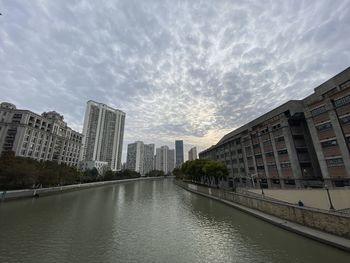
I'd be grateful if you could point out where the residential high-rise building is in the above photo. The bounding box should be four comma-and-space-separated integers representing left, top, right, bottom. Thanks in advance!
126, 141, 154, 176
144, 143, 155, 175
167, 149, 175, 174
127, 141, 144, 175
188, 147, 197, 161
175, 140, 184, 167
155, 145, 175, 174
199, 67, 350, 188
0, 102, 82, 166
80, 100, 125, 171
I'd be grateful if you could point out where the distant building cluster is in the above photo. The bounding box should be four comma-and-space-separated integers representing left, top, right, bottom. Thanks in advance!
0, 100, 126, 176
199, 67, 350, 188
0, 98, 200, 177
125, 139, 198, 176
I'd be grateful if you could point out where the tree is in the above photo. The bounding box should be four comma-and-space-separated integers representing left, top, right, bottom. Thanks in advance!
145, 170, 165, 177
179, 159, 228, 187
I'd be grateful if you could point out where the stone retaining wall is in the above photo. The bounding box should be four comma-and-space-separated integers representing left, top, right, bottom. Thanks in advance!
1, 177, 164, 201
176, 180, 350, 239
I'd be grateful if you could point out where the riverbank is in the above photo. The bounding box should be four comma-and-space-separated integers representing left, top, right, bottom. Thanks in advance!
1, 176, 168, 201
174, 180, 350, 252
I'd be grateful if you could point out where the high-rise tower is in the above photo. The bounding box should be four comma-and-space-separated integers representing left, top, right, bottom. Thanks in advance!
175, 140, 184, 167
80, 100, 125, 171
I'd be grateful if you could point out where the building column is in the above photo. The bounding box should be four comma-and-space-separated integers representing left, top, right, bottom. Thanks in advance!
282, 119, 302, 188
305, 113, 330, 185
270, 128, 284, 189
259, 133, 272, 188
328, 108, 350, 178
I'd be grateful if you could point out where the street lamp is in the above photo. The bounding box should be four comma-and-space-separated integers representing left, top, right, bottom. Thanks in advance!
259, 179, 265, 196
324, 184, 335, 211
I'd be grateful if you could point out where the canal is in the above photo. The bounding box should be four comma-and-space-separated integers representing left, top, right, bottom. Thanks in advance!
0, 178, 349, 263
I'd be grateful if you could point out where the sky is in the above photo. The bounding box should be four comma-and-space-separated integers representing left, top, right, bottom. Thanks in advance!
1, 0, 350, 162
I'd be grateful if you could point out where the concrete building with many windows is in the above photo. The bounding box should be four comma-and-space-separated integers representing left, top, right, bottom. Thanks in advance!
80, 100, 125, 171
188, 147, 197, 161
79, 160, 109, 175
126, 141, 155, 176
126, 141, 144, 175
155, 145, 175, 174
144, 143, 155, 175
0, 102, 83, 167
200, 67, 350, 188
303, 68, 350, 187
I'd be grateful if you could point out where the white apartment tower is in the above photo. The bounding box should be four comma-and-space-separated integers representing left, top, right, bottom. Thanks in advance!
126, 141, 144, 175
155, 145, 175, 174
127, 141, 154, 176
188, 147, 197, 161
143, 143, 155, 175
80, 100, 125, 171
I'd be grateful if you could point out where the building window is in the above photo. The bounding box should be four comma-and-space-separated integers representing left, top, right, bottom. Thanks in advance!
278, 149, 288, 155
311, 106, 327, 116
321, 139, 337, 148
272, 124, 281, 130
263, 140, 271, 147
275, 136, 284, 142
326, 158, 344, 167
340, 80, 350, 89
265, 152, 274, 157
334, 94, 350, 108
267, 164, 277, 169
340, 116, 350, 125
316, 122, 332, 131
280, 162, 291, 168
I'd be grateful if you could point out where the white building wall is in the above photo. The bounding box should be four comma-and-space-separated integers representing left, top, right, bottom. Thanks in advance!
80, 100, 125, 171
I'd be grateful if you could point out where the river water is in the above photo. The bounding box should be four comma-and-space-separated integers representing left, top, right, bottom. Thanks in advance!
0, 178, 349, 263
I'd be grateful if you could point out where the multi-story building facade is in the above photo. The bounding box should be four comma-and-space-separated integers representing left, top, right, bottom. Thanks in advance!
155, 145, 175, 174
303, 68, 350, 187
200, 67, 350, 188
175, 140, 184, 167
0, 102, 82, 167
167, 149, 175, 174
80, 100, 125, 171
144, 143, 155, 175
79, 160, 109, 175
126, 141, 155, 176
126, 141, 145, 175
188, 147, 197, 161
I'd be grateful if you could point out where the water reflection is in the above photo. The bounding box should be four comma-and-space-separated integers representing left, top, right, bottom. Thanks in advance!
0, 179, 348, 263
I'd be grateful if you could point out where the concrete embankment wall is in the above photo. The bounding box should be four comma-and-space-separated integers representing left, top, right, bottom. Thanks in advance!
1, 177, 165, 201
248, 188, 350, 210
175, 180, 350, 239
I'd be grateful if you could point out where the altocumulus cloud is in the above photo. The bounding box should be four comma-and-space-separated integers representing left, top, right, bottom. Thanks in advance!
1, 0, 350, 160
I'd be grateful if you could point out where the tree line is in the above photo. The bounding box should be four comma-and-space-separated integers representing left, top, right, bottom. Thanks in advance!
0, 151, 166, 190
173, 159, 228, 187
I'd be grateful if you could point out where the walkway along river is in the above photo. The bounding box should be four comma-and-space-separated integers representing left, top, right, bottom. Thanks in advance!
0, 178, 349, 263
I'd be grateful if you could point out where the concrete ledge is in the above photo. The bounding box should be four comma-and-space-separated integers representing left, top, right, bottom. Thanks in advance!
175, 180, 350, 252
1, 176, 166, 201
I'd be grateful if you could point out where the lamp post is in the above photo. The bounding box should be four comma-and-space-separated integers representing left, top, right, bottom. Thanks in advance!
324, 184, 335, 211
259, 179, 265, 196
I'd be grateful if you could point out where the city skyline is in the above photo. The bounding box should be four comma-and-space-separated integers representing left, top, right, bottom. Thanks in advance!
1, 0, 350, 163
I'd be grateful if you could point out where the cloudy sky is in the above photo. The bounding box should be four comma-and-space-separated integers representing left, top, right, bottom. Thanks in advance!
1, 0, 350, 161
